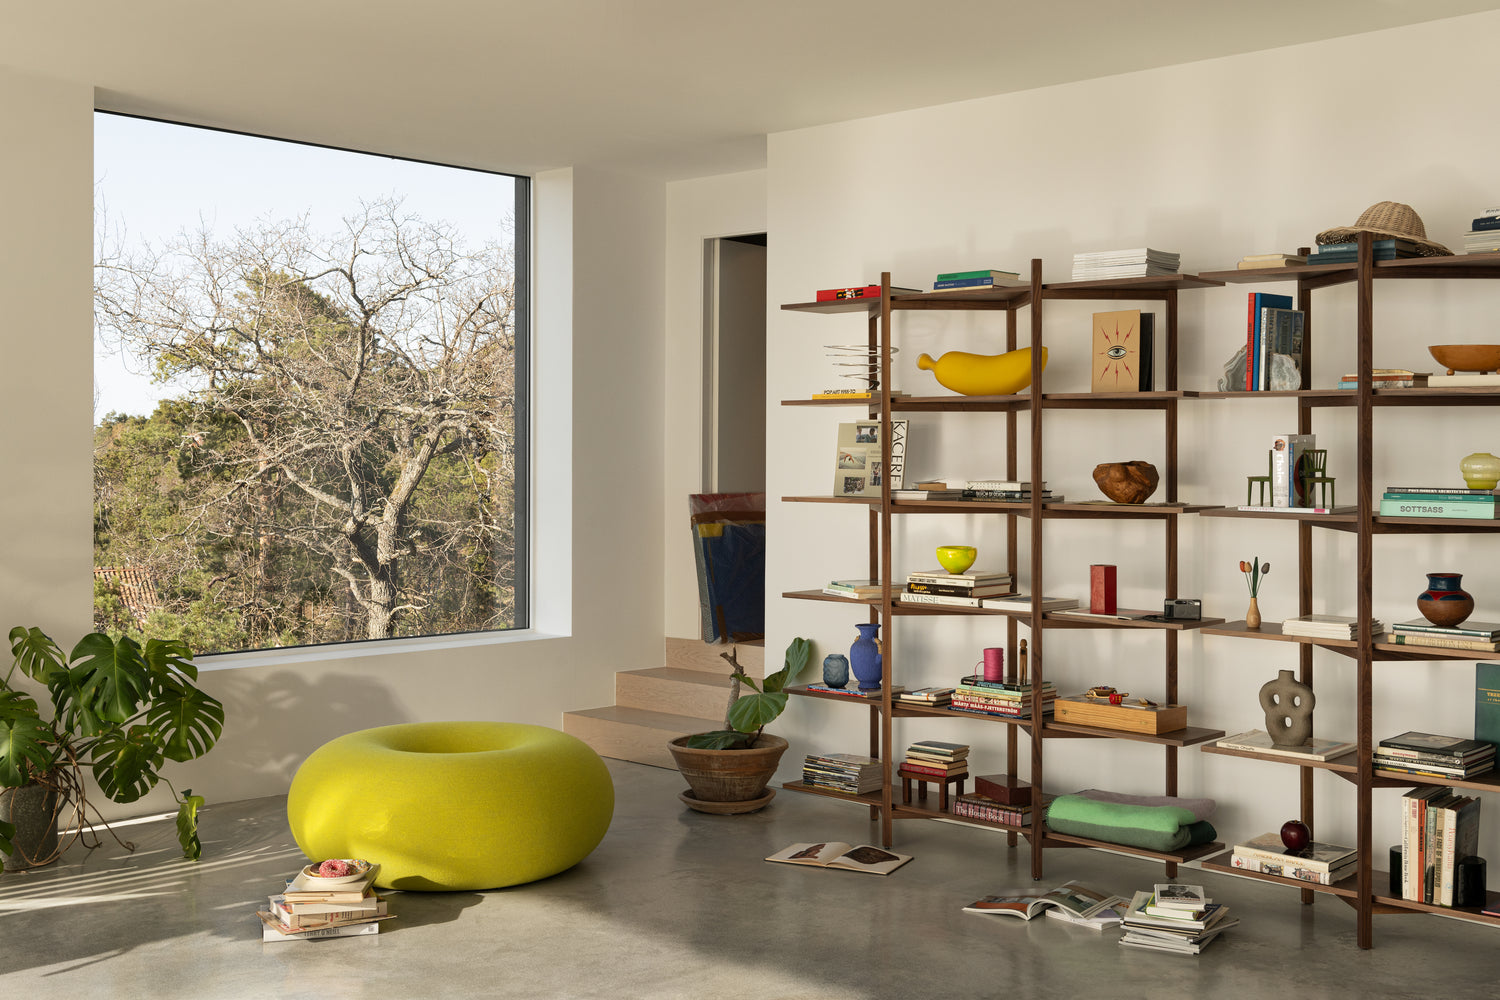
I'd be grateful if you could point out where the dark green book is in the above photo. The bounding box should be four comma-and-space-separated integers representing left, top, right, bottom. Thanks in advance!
1477, 663, 1500, 751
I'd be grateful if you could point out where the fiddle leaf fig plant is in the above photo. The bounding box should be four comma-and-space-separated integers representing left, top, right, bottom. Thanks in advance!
0, 626, 225, 863
686, 637, 811, 750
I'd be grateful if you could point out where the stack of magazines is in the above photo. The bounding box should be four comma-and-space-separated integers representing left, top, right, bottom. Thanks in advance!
1119, 885, 1237, 955
1071, 248, 1180, 280
1280, 613, 1385, 640
801, 752, 883, 794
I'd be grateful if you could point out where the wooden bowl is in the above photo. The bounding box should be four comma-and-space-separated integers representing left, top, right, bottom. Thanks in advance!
1428, 344, 1500, 375
1092, 461, 1159, 504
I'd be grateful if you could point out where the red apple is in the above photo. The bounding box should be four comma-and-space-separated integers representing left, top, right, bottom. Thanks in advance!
1281, 819, 1311, 852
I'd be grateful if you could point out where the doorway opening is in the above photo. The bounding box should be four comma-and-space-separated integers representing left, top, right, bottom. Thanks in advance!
702, 233, 767, 493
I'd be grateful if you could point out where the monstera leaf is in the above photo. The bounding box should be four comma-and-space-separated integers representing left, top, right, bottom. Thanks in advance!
90, 724, 165, 804
0, 691, 56, 787
8, 627, 67, 686
143, 637, 199, 685
145, 677, 224, 763
67, 633, 151, 731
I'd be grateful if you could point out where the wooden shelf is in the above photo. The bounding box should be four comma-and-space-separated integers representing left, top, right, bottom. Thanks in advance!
1372, 887, 1500, 924
1200, 852, 1362, 899
779, 781, 886, 807
1370, 768, 1500, 795
780, 494, 875, 505
1204, 621, 1500, 661
1042, 501, 1223, 517
1040, 273, 1226, 294
781, 297, 882, 314
1200, 620, 1361, 649
1045, 612, 1227, 631
1040, 722, 1224, 748
785, 684, 889, 708
889, 702, 1038, 726
1201, 506, 1357, 523
1197, 261, 1356, 285
783, 589, 876, 606
1040, 830, 1226, 864
1199, 743, 1361, 775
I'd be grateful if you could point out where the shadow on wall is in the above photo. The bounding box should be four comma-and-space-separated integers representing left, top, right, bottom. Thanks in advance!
202, 668, 413, 797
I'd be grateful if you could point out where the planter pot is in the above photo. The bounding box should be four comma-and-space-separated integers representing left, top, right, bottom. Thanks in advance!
1417, 572, 1474, 628
667, 734, 789, 814
1, 781, 61, 871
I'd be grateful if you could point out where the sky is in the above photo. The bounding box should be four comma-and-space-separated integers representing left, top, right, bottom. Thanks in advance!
93, 113, 518, 421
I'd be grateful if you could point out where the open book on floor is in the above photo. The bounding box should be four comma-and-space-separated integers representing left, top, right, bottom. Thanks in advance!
765, 842, 912, 875
963, 880, 1123, 922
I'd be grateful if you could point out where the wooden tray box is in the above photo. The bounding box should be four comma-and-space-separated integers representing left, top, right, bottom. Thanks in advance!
1053, 696, 1187, 734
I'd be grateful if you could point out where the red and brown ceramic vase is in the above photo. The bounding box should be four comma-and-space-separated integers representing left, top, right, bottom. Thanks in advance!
1416, 572, 1474, 628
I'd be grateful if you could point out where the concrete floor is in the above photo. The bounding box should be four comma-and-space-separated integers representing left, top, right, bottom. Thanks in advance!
1, 759, 1498, 999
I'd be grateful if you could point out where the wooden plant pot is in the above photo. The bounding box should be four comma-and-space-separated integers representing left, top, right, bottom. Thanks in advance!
667, 734, 789, 813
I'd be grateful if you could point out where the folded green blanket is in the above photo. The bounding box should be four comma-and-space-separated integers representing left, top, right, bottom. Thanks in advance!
1046, 794, 1216, 852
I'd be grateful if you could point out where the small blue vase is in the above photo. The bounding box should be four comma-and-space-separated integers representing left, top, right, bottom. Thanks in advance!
822, 653, 850, 689
850, 622, 883, 692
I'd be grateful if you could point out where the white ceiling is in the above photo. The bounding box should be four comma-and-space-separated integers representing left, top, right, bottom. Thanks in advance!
5, 1, 1500, 179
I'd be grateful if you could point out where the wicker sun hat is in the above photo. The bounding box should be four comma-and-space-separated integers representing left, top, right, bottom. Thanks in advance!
1315, 200, 1450, 256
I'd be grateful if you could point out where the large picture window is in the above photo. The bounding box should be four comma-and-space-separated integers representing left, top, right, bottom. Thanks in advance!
93, 113, 528, 653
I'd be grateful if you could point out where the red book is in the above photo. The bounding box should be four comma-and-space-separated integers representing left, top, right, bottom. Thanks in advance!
1090, 564, 1117, 615
1245, 292, 1256, 390
816, 284, 882, 302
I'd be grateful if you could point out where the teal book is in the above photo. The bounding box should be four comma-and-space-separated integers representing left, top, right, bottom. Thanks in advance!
1380, 498, 1500, 519
1476, 663, 1500, 751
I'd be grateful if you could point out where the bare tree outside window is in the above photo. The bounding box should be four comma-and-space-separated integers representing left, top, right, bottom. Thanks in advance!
93, 116, 526, 653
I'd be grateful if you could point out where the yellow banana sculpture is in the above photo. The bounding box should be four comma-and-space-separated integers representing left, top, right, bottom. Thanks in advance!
916, 346, 1047, 396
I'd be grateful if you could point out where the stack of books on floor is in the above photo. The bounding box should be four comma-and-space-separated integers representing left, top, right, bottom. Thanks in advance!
1335, 369, 1428, 390
801, 752, 884, 795
1306, 238, 1421, 264
899, 568, 1015, 608
1118, 884, 1236, 955
959, 479, 1062, 503
895, 686, 954, 708
949, 675, 1056, 719
1380, 487, 1500, 520
1279, 613, 1385, 639
1237, 252, 1305, 269
258, 860, 389, 941
1385, 617, 1500, 652
1400, 785, 1483, 905
1071, 248, 1180, 280
1229, 832, 1357, 885
930, 268, 1025, 292
1462, 207, 1500, 255
897, 740, 969, 783
1375, 731, 1496, 780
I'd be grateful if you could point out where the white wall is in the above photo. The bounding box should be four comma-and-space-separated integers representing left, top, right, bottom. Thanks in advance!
0, 68, 667, 820
766, 11, 1500, 862
662, 171, 767, 639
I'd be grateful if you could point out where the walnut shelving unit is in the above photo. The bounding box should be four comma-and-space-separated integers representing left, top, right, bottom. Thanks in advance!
1191, 235, 1500, 948
778, 265, 1227, 884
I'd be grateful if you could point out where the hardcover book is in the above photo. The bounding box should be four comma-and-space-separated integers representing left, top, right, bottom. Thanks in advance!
1247, 292, 1293, 390
1215, 729, 1357, 761
1232, 832, 1356, 872
963, 881, 1122, 921
832, 419, 907, 497
1091, 309, 1153, 392
1477, 663, 1500, 752
1270, 432, 1316, 507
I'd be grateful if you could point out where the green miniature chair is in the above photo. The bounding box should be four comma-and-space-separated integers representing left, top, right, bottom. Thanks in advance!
1298, 448, 1335, 509
1247, 451, 1273, 506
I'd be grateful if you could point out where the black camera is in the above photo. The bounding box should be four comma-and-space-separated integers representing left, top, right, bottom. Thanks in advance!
1162, 598, 1202, 620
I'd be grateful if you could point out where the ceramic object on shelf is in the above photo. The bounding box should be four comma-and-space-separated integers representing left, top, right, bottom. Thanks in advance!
1460, 452, 1500, 490
849, 622, 883, 692
916, 346, 1046, 396
1416, 572, 1474, 627
1259, 669, 1315, 749
1428, 344, 1500, 375
821, 653, 850, 689
1092, 460, 1159, 504
935, 544, 977, 574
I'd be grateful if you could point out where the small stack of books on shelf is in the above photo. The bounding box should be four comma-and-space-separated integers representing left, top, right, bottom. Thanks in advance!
1070, 248, 1180, 280
1306, 238, 1421, 264
1237, 252, 1306, 269
959, 479, 1061, 502
951, 792, 1035, 827
898, 740, 969, 782
1118, 885, 1236, 955
1229, 832, 1357, 885
1385, 617, 1500, 652
979, 594, 1080, 613
1400, 785, 1483, 905
898, 568, 1015, 608
822, 578, 883, 600
930, 268, 1024, 292
258, 860, 390, 942
895, 686, 954, 708
1380, 487, 1500, 520
949, 675, 1056, 719
1280, 613, 1385, 640
1461, 207, 1500, 255
1335, 369, 1429, 390
801, 752, 884, 795
1375, 731, 1496, 780
1214, 728, 1357, 762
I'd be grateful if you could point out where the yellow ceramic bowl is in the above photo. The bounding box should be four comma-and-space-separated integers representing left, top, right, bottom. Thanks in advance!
936, 545, 977, 574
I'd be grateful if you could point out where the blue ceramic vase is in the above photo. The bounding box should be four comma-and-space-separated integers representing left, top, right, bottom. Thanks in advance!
850, 622, 883, 692
1417, 572, 1473, 628
822, 653, 850, 689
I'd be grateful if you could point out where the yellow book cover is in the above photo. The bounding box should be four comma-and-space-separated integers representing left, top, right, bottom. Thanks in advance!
1091, 309, 1145, 392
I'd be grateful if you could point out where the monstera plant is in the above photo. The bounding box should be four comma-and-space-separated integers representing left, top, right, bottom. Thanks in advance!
0, 627, 224, 866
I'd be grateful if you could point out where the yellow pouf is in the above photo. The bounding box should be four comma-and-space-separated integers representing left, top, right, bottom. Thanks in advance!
287, 722, 614, 891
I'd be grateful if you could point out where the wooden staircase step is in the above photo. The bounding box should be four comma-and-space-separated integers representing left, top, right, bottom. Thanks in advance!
666, 636, 765, 678
562, 705, 720, 769
616, 666, 736, 720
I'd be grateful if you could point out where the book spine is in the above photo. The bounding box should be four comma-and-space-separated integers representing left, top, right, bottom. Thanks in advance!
898, 762, 967, 778
904, 581, 1008, 597
1388, 633, 1500, 651
898, 591, 983, 607
1374, 744, 1488, 764
1380, 499, 1500, 518
816, 285, 880, 301
962, 481, 1038, 491
1472, 216, 1500, 231
1385, 486, 1499, 496
935, 269, 1019, 281
1245, 293, 1256, 390
1089, 564, 1117, 614
1389, 621, 1500, 637
1230, 855, 1352, 884
1230, 845, 1347, 873
1383, 492, 1499, 503
932, 277, 1006, 289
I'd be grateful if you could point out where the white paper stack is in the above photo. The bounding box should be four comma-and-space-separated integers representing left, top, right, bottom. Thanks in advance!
1071, 248, 1180, 280
1279, 614, 1384, 639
